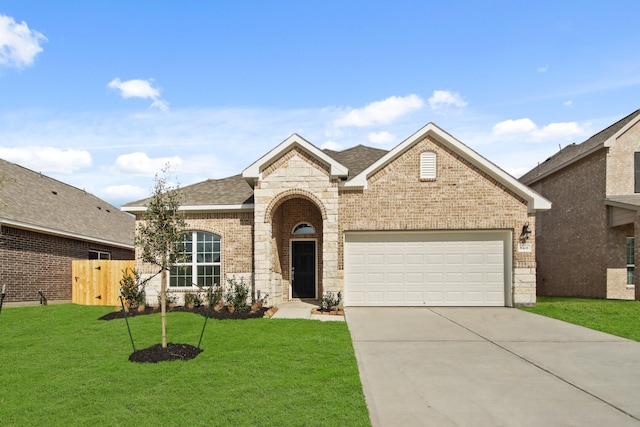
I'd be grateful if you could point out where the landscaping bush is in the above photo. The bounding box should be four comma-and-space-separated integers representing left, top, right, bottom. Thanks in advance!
119, 268, 146, 310
205, 283, 224, 306
320, 291, 341, 311
224, 277, 250, 312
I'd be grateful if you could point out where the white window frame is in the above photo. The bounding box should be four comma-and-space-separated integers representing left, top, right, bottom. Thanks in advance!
420, 151, 437, 180
627, 237, 635, 287
170, 231, 221, 288
292, 222, 316, 235
88, 250, 111, 260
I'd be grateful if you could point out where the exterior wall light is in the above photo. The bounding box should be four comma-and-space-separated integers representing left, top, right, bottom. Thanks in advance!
520, 223, 531, 242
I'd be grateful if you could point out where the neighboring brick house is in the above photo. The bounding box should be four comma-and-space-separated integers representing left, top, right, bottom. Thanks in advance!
520, 109, 640, 300
123, 123, 550, 307
0, 158, 135, 304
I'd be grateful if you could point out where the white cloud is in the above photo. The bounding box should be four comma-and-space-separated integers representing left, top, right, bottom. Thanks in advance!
428, 90, 467, 110
368, 131, 395, 144
103, 184, 149, 202
533, 122, 586, 141
150, 99, 170, 112
492, 118, 589, 142
537, 65, 549, 73
321, 141, 341, 151
0, 146, 91, 172
108, 78, 160, 99
333, 94, 424, 127
564, 100, 573, 107
108, 78, 169, 111
113, 152, 183, 176
0, 15, 47, 69
492, 118, 537, 135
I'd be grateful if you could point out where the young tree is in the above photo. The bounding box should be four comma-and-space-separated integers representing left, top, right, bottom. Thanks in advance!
135, 167, 186, 348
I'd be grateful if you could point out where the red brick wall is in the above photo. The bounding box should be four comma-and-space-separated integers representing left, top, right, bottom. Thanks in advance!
533, 151, 608, 298
0, 225, 134, 303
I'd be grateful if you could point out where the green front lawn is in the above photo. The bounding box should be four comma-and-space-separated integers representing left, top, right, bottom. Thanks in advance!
522, 296, 640, 342
0, 304, 370, 426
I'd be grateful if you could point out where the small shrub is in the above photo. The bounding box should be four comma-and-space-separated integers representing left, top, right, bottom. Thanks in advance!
184, 291, 196, 307
205, 283, 223, 306
119, 269, 146, 310
224, 277, 250, 312
158, 291, 177, 308
320, 291, 341, 312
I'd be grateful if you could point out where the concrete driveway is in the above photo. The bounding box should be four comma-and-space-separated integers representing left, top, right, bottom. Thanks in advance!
346, 307, 640, 427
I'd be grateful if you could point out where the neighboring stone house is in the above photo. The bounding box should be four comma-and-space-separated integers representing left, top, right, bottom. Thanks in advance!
0, 158, 135, 304
520, 109, 640, 300
123, 123, 550, 307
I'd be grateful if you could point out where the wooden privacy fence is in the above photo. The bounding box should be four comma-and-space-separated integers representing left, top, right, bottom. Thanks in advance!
72, 260, 135, 306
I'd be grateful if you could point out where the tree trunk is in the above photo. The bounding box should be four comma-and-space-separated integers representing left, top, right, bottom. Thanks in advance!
160, 267, 167, 348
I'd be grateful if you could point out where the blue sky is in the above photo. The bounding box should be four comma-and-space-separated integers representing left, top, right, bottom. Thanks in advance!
1, 1, 640, 207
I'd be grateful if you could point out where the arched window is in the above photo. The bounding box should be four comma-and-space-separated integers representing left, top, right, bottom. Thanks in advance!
292, 223, 315, 235
170, 231, 221, 287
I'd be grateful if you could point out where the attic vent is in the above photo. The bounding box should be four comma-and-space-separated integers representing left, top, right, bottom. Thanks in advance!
51, 191, 58, 195
420, 151, 437, 180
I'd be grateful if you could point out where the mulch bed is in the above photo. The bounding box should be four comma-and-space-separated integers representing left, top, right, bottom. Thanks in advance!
129, 343, 202, 363
98, 305, 269, 321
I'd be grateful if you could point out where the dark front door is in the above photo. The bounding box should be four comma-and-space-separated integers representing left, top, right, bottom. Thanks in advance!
291, 240, 316, 298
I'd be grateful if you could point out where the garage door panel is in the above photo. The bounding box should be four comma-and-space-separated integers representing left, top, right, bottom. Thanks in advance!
345, 231, 508, 307
387, 272, 404, 284
387, 254, 405, 265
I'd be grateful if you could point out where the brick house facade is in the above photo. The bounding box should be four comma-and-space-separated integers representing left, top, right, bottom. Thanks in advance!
124, 123, 550, 307
0, 158, 135, 304
520, 109, 640, 300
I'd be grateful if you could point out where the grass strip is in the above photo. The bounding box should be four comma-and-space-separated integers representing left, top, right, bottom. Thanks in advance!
522, 296, 640, 341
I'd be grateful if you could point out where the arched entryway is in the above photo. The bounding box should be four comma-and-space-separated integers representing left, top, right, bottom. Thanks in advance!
270, 196, 324, 301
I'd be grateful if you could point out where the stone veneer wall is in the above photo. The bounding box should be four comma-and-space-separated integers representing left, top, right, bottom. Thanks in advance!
253, 147, 339, 305
338, 135, 536, 306
1, 225, 134, 303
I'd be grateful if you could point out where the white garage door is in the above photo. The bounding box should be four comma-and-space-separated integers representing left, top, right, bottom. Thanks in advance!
344, 231, 510, 307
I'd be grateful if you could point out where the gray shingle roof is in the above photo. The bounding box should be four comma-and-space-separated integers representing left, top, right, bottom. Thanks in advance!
123, 145, 387, 209
323, 145, 388, 179
122, 174, 254, 208
520, 109, 640, 184
0, 158, 134, 247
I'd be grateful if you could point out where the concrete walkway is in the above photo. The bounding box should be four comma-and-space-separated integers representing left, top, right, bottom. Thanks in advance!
270, 301, 345, 321
346, 307, 640, 427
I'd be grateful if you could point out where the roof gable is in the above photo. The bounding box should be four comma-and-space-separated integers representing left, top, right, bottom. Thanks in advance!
0, 158, 134, 248
520, 109, 640, 184
345, 123, 551, 213
242, 134, 348, 184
